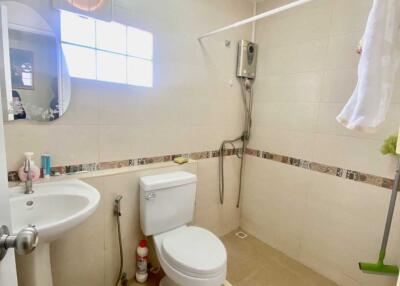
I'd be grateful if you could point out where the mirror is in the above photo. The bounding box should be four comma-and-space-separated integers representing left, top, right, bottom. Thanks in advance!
1, 1, 71, 122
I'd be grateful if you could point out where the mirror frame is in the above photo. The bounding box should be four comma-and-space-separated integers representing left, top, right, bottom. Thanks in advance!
0, 1, 71, 122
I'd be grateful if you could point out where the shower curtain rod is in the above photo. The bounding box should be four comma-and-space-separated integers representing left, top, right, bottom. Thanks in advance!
198, 0, 314, 40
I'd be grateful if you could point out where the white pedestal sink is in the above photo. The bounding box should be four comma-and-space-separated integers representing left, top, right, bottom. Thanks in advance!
9, 179, 100, 286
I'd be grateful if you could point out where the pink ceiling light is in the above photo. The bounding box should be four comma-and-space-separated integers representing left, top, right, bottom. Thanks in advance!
67, 0, 105, 12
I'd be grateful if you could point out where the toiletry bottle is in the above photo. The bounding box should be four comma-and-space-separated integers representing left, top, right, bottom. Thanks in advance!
18, 152, 40, 182
41, 154, 52, 179
135, 240, 149, 283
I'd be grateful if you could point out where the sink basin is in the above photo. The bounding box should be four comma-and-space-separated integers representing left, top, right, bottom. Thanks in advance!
9, 179, 100, 243
8, 179, 100, 286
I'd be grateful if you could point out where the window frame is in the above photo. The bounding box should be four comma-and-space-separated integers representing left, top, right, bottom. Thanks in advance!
60, 11, 153, 87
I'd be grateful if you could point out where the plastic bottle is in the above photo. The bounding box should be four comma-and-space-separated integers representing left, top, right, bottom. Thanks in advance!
18, 152, 40, 182
135, 239, 149, 283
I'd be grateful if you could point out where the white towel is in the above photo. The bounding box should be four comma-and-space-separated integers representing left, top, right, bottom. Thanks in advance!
336, 0, 400, 132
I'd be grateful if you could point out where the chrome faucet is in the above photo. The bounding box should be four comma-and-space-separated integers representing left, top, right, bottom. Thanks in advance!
24, 158, 34, 194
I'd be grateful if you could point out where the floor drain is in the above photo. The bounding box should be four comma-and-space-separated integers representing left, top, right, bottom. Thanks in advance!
235, 231, 248, 239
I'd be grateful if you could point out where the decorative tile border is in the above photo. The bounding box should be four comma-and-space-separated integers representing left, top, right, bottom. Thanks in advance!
10, 146, 389, 190
8, 148, 242, 183
245, 148, 394, 190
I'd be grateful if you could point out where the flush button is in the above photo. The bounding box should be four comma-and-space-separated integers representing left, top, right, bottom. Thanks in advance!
144, 193, 156, 200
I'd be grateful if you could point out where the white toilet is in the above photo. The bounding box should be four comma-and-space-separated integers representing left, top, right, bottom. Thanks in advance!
139, 171, 227, 286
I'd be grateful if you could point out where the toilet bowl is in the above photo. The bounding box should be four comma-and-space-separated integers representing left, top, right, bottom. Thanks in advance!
139, 172, 227, 286
154, 226, 227, 286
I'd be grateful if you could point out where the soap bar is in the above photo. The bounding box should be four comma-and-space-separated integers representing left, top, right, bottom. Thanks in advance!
174, 157, 189, 164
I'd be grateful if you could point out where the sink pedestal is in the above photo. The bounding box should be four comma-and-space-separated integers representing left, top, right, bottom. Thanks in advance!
16, 243, 53, 286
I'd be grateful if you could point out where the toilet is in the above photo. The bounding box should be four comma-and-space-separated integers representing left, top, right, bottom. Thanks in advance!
139, 171, 227, 286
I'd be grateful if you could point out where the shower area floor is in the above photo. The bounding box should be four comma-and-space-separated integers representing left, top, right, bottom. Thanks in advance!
221, 230, 338, 286
129, 229, 338, 286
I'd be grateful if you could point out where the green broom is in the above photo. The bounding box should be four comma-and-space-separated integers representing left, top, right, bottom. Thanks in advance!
359, 135, 399, 275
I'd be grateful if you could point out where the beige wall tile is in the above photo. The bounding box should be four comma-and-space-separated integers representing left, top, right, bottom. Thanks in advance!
50, 177, 106, 286
249, 127, 315, 160
4, 0, 253, 171
99, 125, 135, 162
312, 134, 397, 178
325, 32, 363, 71
4, 123, 99, 171
252, 101, 319, 133
243, 1, 400, 286
320, 68, 358, 103
330, 0, 373, 36
241, 156, 400, 286
254, 72, 323, 103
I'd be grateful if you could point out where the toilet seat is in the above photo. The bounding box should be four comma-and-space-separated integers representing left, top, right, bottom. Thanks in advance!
153, 226, 227, 286
161, 226, 227, 278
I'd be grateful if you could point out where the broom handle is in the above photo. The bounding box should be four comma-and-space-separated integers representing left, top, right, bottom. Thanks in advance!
380, 158, 400, 256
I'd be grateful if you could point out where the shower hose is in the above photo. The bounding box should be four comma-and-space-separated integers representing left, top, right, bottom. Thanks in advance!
114, 195, 127, 286
219, 78, 254, 208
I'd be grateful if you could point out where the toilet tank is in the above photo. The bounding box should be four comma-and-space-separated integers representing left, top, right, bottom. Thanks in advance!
139, 171, 197, 236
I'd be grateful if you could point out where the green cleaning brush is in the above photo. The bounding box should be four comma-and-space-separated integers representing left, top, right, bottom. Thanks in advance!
359, 134, 399, 275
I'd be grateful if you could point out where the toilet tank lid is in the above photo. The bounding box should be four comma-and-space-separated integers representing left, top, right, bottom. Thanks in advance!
140, 171, 197, 192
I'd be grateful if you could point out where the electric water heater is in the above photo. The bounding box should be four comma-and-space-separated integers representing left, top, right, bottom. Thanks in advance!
236, 40, 258, 79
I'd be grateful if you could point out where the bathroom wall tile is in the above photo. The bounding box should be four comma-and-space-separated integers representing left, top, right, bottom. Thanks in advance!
5, 0, 253, 176
4, 123, 49, 171
103, 173, 142, 284
194, 156, 241, 237
330, 0, 372, 36
196, 157, 241, 209
252, 101, 319, 133
194, 202, 240, 237
325, 32, 363, 71
249, 127, 315, 160
4, 123, 99, 171
51, 177, 106, 286
312, 134, 397, 178
241, 157, 311, 259
257, 45, 287, 76
254, 72, 323, 103
57, 79, 100, 125
131, 125, 195, 158
300, 172, 399, 286
256, 0, 294, 12
48, 125, 100, 166
245, 1, 400, 286
320, 68, 358, 103
279, 39, 329, 74
99, 125, 135, 162
242, 155, 400, 286
257, 0, 332, 49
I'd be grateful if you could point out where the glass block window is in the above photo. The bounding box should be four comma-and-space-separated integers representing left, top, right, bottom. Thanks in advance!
61, 11, 153, 87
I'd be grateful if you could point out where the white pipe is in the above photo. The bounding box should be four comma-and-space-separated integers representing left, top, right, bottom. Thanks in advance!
251, 2, 256, 42
198, 0, 314, 40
